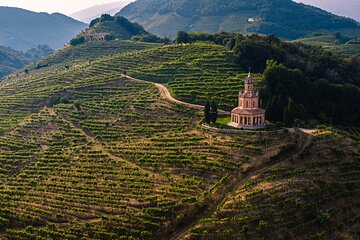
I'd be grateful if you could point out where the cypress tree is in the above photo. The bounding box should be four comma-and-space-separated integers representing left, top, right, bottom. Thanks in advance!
210, 101, 218, 124
204, 101, 211, 124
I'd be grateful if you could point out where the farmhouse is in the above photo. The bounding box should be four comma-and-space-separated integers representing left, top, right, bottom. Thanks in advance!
229, 72, 266, 129
85, 32, 107, 41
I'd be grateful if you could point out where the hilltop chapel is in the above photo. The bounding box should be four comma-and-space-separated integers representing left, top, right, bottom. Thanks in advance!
229, 71, 266, 129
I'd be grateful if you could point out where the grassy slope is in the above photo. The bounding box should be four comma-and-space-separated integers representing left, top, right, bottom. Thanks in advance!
0, 41, 358, 239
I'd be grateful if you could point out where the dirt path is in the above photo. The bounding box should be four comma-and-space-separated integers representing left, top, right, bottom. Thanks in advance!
126, 76, 230, 115
169, 134, 312, 240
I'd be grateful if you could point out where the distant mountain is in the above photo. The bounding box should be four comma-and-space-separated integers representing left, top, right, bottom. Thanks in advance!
0, 45, 53, 78
117, 0, 360, 39
70, 1, 132, 23
0, 7, 86, 51
294, 0, 360, 22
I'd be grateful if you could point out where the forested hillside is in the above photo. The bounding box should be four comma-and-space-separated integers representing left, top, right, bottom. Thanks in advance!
0, 39, 359, 240
117, 0, 360, 39
0, 45, 53, 78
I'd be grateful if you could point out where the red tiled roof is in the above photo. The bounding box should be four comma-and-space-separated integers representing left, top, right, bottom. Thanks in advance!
231, 107, 266, 115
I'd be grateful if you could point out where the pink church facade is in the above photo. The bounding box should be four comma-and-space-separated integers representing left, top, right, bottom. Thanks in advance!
229, 72, 266, 129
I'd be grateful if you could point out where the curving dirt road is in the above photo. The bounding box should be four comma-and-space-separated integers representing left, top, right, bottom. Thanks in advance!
126, 76, 230, 115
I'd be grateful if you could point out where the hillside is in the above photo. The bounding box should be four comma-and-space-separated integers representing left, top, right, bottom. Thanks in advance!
293, 33, 360, 55
72, 15, 168, 44
183, 131, 360, 239
36, 40, 160, 68
0, 40, 359, 240
0, 45, 53, 78
0, 7, 86, 51
39, 32, 360, 128
70, 1, 132, 23
117, 0, 360, 39
295, 0, 360, 22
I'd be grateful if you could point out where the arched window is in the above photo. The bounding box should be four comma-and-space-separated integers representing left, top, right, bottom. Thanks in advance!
246, 101, 248, 108
240, 100, 242, 107
253, 101, 255, 107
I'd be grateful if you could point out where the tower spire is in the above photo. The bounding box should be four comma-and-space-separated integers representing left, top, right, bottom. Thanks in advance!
246, 67, 253, 85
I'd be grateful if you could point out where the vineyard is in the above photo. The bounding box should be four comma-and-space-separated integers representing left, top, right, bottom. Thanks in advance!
91, 42, 264, 111
0, 40, 359, 239
184, 134, 360, 239
42, 41, 159, 67
0, 40, 290, 239
334, 126, 360, 142
6, 41, 263, 113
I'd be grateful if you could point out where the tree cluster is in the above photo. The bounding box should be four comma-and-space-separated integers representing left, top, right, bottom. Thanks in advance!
70, 36, 85, 46
204, 101, 218, 124
264, 60, 360, 127
88, 15, 169, 44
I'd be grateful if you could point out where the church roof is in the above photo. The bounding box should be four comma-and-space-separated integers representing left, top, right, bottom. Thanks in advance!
231, 107, 266, 115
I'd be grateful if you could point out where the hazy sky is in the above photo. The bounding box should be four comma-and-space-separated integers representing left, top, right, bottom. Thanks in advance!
0, 0, 119, 14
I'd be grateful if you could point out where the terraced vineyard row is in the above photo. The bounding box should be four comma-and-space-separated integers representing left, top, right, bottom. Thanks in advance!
1, 41, 263, 133
37, 40, 161, 69
1, 40, 358, 240
334, 126, 360, 142
93, 42, 264, 111
0, 52, 290, 239
184, 134, 360, 240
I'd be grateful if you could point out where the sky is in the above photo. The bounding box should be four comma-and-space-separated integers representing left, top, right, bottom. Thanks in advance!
0, 0, 119, 15
294, 0, 360, 22
0, 0, 359, 22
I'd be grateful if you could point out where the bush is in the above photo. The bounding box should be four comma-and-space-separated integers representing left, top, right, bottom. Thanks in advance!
70, 36, 85, 46
59, 96, 70, 104
105, 35, 115, 41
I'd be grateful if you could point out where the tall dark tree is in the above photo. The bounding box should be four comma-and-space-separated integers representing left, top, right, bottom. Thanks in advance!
176, 31, 190, 44
204, 101, 211, 124
210, 101, 218, 124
